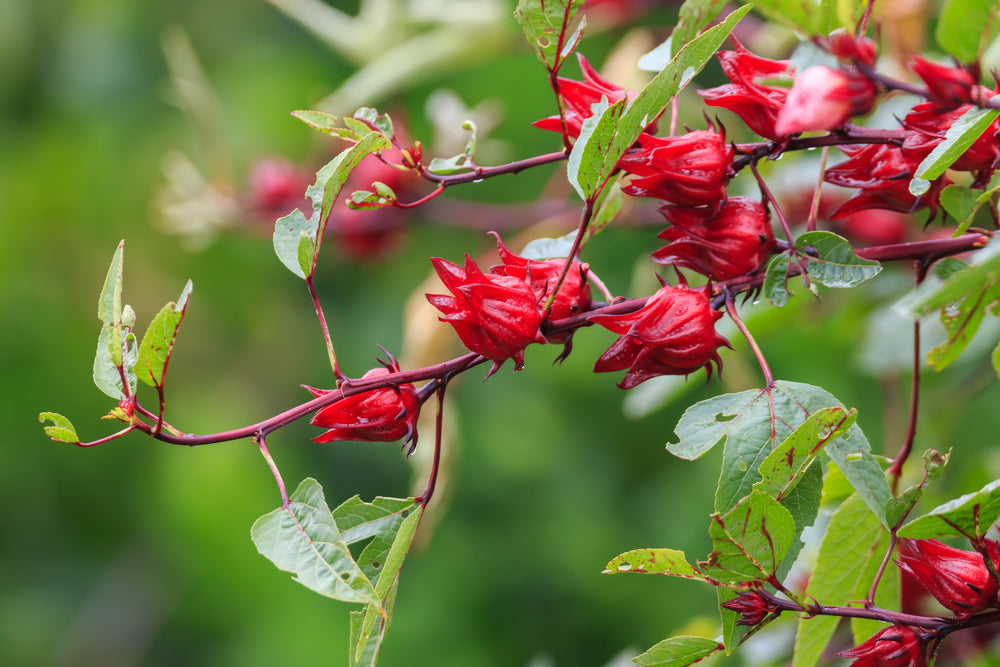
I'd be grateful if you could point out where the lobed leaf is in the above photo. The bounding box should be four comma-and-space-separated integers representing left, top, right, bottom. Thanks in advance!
632, 635, 724, 666
136, 280, 192, 388
39, 412, 80, 444
514, 0, 585, 70
898, 478, 1000, 540
796, 231, 882, 288
792, 493, 890, 667
603, 548, 710, 582
910, 98, 1000, 196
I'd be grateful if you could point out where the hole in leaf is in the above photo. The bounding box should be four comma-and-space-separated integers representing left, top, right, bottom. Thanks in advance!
371, 561, 381, 569
715, 413, 736, 422
401, 509, 410, 518
340, 572, 351, 581
537, 36, 551, 48
617, 562, 632, 571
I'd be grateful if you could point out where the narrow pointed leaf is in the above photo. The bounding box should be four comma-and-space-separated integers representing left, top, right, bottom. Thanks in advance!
632, 636, 724, 666
98, 240, 125, 325
39, 412, 80, 443
514, 0, 585, 70
603, 548, 710, 582
895, 235, 1000, 317
136, 280, 192, 388
910, 99, 1000, 196
927, 284, 1000, 370
899, 478, 1000, 539
251, 478, 380, 608
796, 231, 882, 288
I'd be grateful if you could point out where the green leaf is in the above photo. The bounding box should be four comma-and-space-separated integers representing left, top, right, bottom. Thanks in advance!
567, 4, 751, 202
666, 381, 886, 525
927, 283, 1000, 370
632, 636, 724, 666
993, 339, 1000, 377
136, 280, 192, 388
885, 449, 950, 529
899, 478, 1000, 539
514, 0, 585, 70
349, 609, 383, 667
348, 182, 398, 210
850, 533, 900, 645
520, 230, 578, 260
251, 478, 380, 608
638, 0, 729, 67
93, 324, 126, 400
754, 407, 856, 501
426, 154, 475, 176
603, 548, 710, 582
796, 231, 882, 288
776, 460, 823, 580
291, 110, 362, 140
741, 0, 861, 35
98, 240, 125, 326
297, 231, 316, 278
941, 184, 982, 231
936, 0, 1000, 63
704, 491, 796, 582
763, 253, 792, 307
39, 412, 80, 443
910, 99, 1000, 196
353, 107, 394, 139
895, 235, 1000, 317
792, 493, 888, 667
273, 131, 391, 278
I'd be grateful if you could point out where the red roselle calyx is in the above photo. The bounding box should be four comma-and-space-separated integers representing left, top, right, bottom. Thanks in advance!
720, 588, 779, 626
427, 254, 547, 376
307, 356, 421, 452
533, 53, 637, 140
654, 196, 775, 281
698, 41, 793, 141
838, 625, 930, 667
773, 65, 877, 136
489, 233, 591, 342
617, 129, 735, 208
896, 538, 1000, 618
910, 56, 980, 111
590, 283, 729, 389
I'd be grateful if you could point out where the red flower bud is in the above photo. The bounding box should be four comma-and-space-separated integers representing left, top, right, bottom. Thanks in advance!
617, 129, 735, 208
533, 53, 637, 139
838, 625, 930, 667
653, 197, 775, 281
720, 588, 780, 626
590, 284, 729, 389
698, 41, 793, 140
308, 358, 421, 449
489, 233, 592, 341
896, 538, 1000, 618
824, 31, 877, 66
910, 56, 979, 111
427, 254, 547, 375
774, 66, 877, 136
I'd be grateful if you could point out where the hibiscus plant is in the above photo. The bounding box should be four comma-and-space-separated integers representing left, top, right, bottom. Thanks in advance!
40, 0, 1000, 665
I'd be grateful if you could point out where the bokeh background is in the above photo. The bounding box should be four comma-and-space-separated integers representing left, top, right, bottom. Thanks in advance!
6, 0, 1000, 665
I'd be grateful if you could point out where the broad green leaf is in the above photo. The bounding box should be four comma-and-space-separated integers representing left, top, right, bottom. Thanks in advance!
993, 339, 1000, 377
297, 231, 316, 278
763, 253, 792, 307
93, 324, 126, 400
796, 231, 882, 288
850, 534, 900, 645
704, 491, 796, 582
353, 107, 394, 139
638, 0, 729, 68
589, 176, 623, 239
514, 0, 585, 70
98, 240, 124, 326
136, 280, 192, 388
667, 381, 885, 524
895, 235, 1000, 317
910, 99, 1000, 196
251, 478, 380, 608
567, 4, 751, 202
885, 449, 950, 529
520, 230, 578, 260
927, 284, 1000, 370
941, 184, 982, 231
776, 460, 823, 580
754, 407, 856, 501
273, 131, 391, 278
936, 0, 1000, 63
739, 0, 860, 35
291, 110, 362, 140
792, 493, 888, 667
632, 636, 724, 666
899, 478, 1000, 539
39, 412, 80, 443
603, 548, 710, 582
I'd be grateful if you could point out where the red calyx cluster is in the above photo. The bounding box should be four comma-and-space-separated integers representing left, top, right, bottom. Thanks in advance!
533, 53, 637, 140
654, 197, 775, 281
589, 283, 730, 389
838, 625, 930, 667
618, 129, 734, 207
308, 355, 421, 452
896, 538, 1000, 618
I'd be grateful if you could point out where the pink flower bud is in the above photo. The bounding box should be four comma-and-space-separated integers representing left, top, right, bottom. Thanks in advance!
533, 54, 637, 139
618, 129, 734, 208
590, 284, 729, 389
838, 625, 930, 667
308, 358, 421, 449
653, 197, 775, 281
427, 254, 547, 376
698, 41, 793, 140
774, 66, 877, 136
896, 538, 1000, 618
720, 588, 779, 626
489, 233, 591, 342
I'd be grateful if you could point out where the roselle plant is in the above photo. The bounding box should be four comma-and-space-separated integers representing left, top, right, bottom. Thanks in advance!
37, 0, 1000, 664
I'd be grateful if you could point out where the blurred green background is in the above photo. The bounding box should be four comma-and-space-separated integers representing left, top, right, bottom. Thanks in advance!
5, 1, 1000, 665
